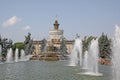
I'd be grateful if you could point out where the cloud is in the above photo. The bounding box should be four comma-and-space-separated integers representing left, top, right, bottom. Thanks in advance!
23, 25, 31, 31
2, 16, 21, 28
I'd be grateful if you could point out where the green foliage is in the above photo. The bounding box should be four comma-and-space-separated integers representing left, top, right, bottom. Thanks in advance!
60, 37, 68, 55
82, 36, 96, 53
13, 42, 25, 50
98, 33, 111, 58
82, 34, 111, 59
12, 42, 25, 57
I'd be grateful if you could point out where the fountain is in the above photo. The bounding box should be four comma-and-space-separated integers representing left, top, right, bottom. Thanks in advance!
0, 45, 1, 56
20, 49, 26, 61
68, 36, 82, 66
68, 48, 78, 66
0, 45, 1, 61
0, 45, 2, 57
6, 48, 13, 62
80, 39, 102, 76
82, 50, 88, 69
112, 25, 120, 80
15, 48, 19, 62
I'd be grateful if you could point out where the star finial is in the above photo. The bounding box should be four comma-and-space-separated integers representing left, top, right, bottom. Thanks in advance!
55, 15, 58, 21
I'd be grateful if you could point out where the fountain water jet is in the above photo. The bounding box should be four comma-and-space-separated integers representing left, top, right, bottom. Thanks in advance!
82, 50, 88, 69
80, 39, 102, 76
0, 45, 1, 56
112, 25, 120, 80
68, 37, 82, 66
20, 49, 26, 61
15, 48, 19, 62
6, 48, 13, 62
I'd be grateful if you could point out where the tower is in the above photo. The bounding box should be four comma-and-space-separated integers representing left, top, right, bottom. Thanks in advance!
49, 17, 63, 43
54, 19, 59, 30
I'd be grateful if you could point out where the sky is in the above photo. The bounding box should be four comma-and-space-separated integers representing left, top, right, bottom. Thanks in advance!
0, 0, 120, 42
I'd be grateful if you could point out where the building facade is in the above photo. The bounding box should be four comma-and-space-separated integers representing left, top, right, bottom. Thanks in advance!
33, 19, 74, 55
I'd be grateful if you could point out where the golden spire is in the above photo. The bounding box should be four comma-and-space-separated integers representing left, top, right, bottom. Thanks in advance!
54, 15, 59, 30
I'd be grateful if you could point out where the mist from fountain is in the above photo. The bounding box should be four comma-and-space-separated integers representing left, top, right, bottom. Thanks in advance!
6, 48, 13, 62
15, 48, 19, 62
112, 25, 120, 80
68, 48, 78, 66
68, 37, 82, 66
20, 49, 26, 61
43, 43, 47, 52
82, 50, 88, 69
0, 45, 1, 56
80, 39, 102, 76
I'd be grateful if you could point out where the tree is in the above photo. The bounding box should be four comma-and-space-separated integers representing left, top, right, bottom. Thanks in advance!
13, 42, 25, 50
13, 42, 25, 57
98, 33, 111, 58
24, 32, 34, 55
82, 36, 96, 53
59, 37, 68, 56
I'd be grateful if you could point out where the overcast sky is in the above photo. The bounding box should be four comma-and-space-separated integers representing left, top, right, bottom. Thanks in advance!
0, 0, 120, 42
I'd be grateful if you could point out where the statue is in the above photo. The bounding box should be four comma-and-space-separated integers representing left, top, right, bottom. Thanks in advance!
1, 38, 8, 56
24, 33, 34, 55
24, 32, 31, 44
0, 35, 13, 57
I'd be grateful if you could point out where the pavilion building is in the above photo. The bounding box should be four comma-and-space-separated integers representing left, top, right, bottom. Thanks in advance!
33, 19, 74, 55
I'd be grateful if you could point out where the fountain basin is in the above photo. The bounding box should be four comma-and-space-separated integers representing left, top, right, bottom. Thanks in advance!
30, 52, 60, 61
78, 72, 103, 76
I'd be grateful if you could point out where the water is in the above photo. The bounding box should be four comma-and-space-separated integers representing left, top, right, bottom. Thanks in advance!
82, 39, 102, 76
20, 49, 25, 61
112, 25, 120, 80
15, 48, 19, 62
0, 45, 1, 56
0, 60, 111, 80
68, 48, 78, 66
82, 51, 88, 69
6, 48, 13, 62
68, 37, 82, 66
0, 45, 1, 61
43, 43, 47, 52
